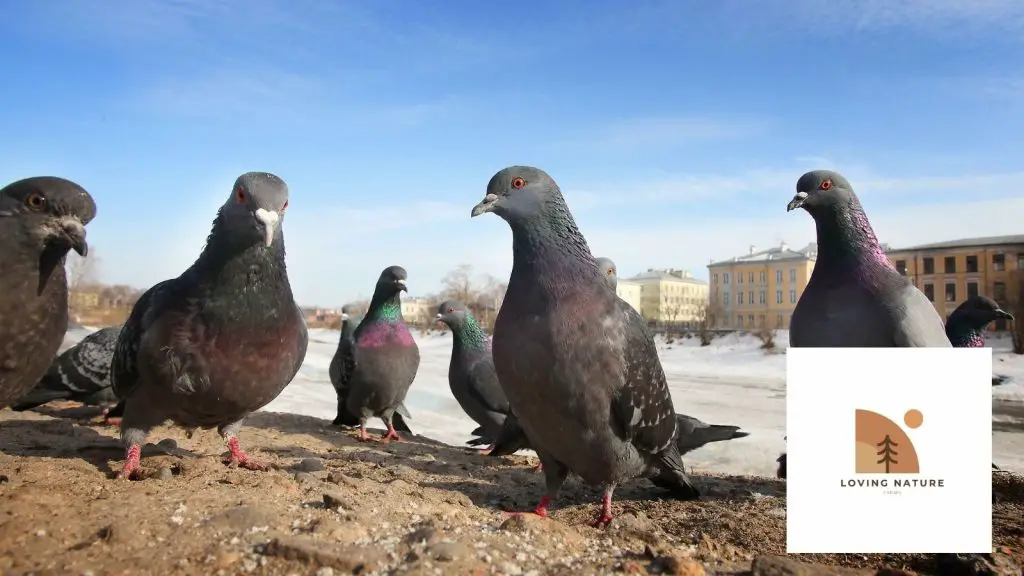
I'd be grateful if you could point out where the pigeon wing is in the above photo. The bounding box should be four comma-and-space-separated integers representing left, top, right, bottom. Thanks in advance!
110, 279, 176, 400
890, 281, 952, 347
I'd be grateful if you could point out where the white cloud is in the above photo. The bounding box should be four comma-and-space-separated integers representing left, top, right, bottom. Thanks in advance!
549, 116, 772, 154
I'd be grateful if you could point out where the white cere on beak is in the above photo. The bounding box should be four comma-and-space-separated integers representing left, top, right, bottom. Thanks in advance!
341, 313, 349, 321
435, 313, 442, 320
794, 191, 808, 200
396, 279, 407, 287
254, 208, 280, 247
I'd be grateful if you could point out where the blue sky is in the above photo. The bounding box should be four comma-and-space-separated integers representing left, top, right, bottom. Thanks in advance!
2, 0, 1023, 306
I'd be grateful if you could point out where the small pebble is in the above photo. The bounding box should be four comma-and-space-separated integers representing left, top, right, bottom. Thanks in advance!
293, 471, 317, 484
295, 458, 325, 473
156, 468, 174, 481
314, 568, 334, 576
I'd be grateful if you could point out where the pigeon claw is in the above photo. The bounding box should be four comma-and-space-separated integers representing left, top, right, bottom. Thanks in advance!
478, 444, 495, 456
382, 428, 401, 442
103, 417, 122, 427
589, 493, 614, 529
118, 444, 143, 481
357, 427, 374, 442
224, 437, 267, 471
532, 495, 551, 518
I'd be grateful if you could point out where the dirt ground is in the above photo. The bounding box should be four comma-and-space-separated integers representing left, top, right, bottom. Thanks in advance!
0, 404, 1020, 576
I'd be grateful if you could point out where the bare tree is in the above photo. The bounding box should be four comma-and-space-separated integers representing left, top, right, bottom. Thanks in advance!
441, 264, 476, 304
695, 297, 718, 347
67, 250, 100, 292
756, 315, 777, 350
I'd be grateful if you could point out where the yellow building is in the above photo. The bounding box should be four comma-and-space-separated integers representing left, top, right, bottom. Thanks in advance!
885, 235, 1024, 330
615, 279, 643, 314
627, 268, 709, 326
400, 297, 436, 326
706, 242, 817, 330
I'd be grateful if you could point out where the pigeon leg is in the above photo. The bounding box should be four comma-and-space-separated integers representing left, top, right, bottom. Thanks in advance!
380, 415, 402, 442
218, 421, 266, 471
357, 424, 374, 442
589, 486, 615, 528
117, 405, 154, 480
119, 444, 143, 480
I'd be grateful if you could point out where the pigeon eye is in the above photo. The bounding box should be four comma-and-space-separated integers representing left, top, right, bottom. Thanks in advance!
235, 187, 246, 203
25, 192, 46, 211
607, 269, 613, 275
819, 179, 833, 191
447, 307, 455, 313
511, 177, 526, 190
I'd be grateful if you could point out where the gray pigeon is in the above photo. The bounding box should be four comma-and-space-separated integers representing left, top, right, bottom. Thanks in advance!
12, 325, 121, 416
595, 256, 618, 290
471, 166, 700, 527
0, 176, 96, 410
338, 266, 420, 442
111, 172, 308, 480
945, 296, 1013, 350
787, 170, 951, 348
434, 299, 512, 452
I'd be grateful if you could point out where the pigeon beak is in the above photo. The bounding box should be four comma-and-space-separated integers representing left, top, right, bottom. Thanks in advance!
471, 194, 499, 218
434, 313, 443, 323
996, 309, 1015, 321
254, 208, 280, 247
340, 312, 349, 321
396, 278, 407, 292
60, 217, 89, 257
786, 191, 808, 212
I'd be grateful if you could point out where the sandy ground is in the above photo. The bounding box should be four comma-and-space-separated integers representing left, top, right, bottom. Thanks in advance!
0, 404, 1021, 576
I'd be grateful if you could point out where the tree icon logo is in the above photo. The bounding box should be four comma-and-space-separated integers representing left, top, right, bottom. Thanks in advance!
854, 409, 922, 474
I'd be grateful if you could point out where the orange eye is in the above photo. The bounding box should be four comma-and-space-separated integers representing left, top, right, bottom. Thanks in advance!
511, 177, 525, 189
26, 192, 46, 211
235, 187, 246, 203
607, 268, 614, 275
447, 307, 455, 313
819, 179, 832, 191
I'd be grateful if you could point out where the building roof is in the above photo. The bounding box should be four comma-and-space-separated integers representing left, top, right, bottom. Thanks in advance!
708, 241, 817, 267
628, 268, 708, 285
888, 234, 1024, 253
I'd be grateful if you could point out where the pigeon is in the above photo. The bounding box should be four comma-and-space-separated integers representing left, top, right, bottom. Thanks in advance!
434, 299, 512, 452
787, 170, 951, 348
945, 296, 1014, 349
0, 176, 96, 410
338, 266, 420, 442
595, 256, 618, 290
329, 303, 362, 425
471, 165, 700, 527
111, 172, 308, 480
12, 325, 122, 417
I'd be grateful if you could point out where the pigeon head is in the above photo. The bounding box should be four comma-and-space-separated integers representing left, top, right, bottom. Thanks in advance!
470, 166, 560, 224
1, 176, 96, 259
948, 296, 1014, 334
218, 172, 289, 249
374, 266, 408, 298
340, 303, 360, 321
435, 299, 471, 328
595, 256, 617, 290
787, 170, 855, 215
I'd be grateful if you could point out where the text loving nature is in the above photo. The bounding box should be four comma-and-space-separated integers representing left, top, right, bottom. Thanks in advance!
839, 478, 945, 488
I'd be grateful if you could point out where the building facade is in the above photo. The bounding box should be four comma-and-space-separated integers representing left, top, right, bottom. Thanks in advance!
627, 268, 709, 326
885, 235, 1024, 330
706, 242, 817, 330
615, 279, 643, 315
400, 297, 436, 326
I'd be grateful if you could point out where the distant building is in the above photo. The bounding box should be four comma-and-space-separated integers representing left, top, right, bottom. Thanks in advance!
707, 242, 817, 330
615, 279, 643, 315
627, 268, 709, 326
69, 290, 100, 309
886, 234, 1024, 330
400, 297, 435, 326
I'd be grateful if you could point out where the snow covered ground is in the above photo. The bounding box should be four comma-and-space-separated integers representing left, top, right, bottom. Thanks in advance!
62, 327, 1024, 477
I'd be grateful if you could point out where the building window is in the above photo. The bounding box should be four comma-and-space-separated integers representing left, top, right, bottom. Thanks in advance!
759, 291, 766, 304
923, 257, 934, 274
759, 271, 766, 283
994, 282, 1006, 303
748, 272, 754, 283
713, 273, 719, 284
789, 289, 797, 303
723, 273, 730, 284
776, 269, 782, 283
723, 292, 730, 305
993, 253, 1005, 271
737, 315, 743, 328
895, 260, 907, 275
738, 273, 743, 284
944, 256, 956, 273
923, 283, 934, 301
1018, 253, 1024, 270
776, 290, 783, 304
758, 314, 766, 327
789, 268, 796, 282
748, 314, 755, 327
945, 282, 956, 303
966, 255, 978, 273
967, 281, 979, 299
748, 291, 753, 304
738, 292, 743, 304
776, 313, 784, 328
